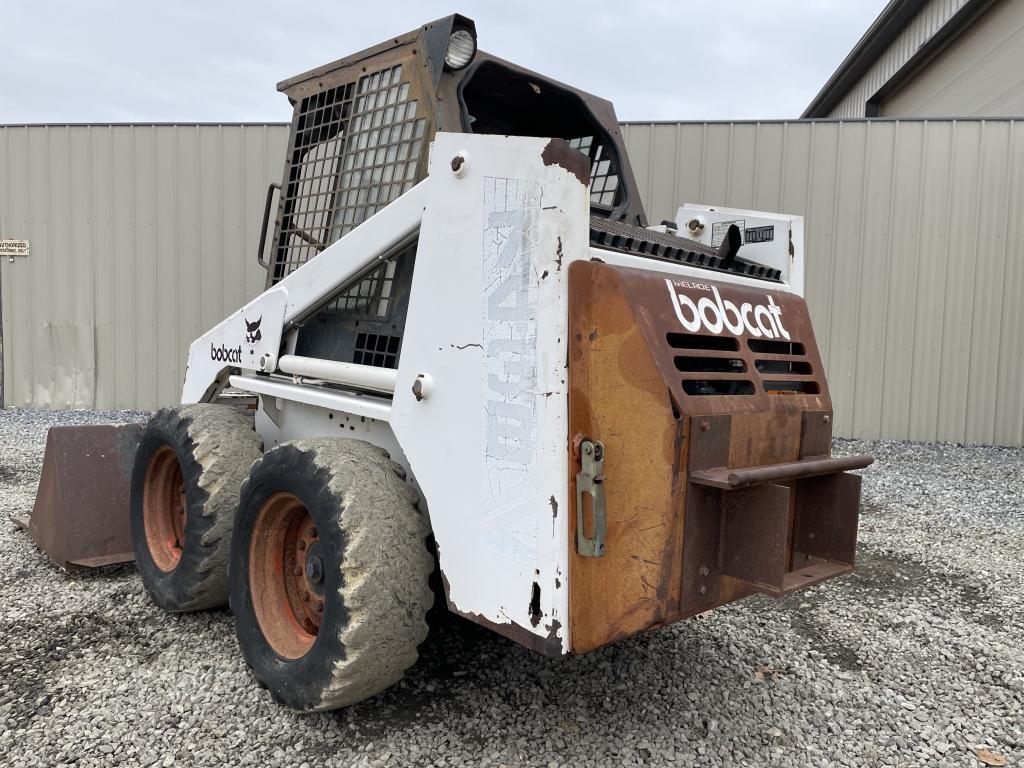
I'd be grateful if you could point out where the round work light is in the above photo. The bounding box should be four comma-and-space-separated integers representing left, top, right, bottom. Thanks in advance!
444, 28, 477, 71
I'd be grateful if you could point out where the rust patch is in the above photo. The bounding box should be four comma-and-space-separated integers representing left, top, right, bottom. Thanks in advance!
556, 236, 564, 271
541, 138, 590, 187
549, 495, 558, 519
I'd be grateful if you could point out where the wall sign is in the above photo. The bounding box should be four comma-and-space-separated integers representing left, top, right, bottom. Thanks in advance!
0, 240, 29, 257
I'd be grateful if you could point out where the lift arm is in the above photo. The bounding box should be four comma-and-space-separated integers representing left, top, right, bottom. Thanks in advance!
180, 181, 427, 404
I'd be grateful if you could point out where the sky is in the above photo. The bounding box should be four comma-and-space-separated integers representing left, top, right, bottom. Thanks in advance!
1, 0, 888, 123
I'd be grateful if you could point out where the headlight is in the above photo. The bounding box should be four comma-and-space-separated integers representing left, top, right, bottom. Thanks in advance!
444, 28, 476, 71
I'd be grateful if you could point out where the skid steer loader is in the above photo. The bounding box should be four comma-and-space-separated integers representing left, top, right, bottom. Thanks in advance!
27, 15, 872, 711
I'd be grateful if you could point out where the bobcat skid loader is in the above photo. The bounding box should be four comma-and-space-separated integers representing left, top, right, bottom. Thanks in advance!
35, 15, 873, 711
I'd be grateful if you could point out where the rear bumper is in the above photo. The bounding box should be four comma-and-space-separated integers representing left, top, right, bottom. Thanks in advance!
689, 454, 874, 490
684, 451, 873, 602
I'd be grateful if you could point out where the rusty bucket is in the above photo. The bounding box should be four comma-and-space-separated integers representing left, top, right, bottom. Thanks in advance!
12, 423, 142, 569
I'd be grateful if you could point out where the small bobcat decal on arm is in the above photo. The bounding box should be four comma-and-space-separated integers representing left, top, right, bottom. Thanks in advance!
245, 316, 262, 345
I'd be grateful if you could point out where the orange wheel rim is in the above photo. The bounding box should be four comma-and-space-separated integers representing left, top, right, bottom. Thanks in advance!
249, 492, 323, 660
142, 445, 187, 572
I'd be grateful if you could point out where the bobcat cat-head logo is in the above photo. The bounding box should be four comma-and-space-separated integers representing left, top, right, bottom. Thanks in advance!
245, 316, 262, 345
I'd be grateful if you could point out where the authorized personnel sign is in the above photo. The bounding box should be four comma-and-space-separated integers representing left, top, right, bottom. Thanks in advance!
0, 239, 29, 257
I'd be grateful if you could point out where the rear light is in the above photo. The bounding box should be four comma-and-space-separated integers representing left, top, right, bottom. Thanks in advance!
444, 28, 476, 70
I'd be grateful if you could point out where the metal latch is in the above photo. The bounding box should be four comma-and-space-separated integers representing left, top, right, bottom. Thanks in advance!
575, 439, 606, 557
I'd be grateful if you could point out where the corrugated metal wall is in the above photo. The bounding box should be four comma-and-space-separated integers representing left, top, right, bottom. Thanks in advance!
2, 121, 1022, 446
879, 0, 1024, 117
0, 124, 291, 410
622, 118, 1024, 447
829, 0, 969, 118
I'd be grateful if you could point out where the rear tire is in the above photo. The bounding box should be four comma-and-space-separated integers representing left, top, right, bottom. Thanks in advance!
229, 438, 433, 711
130, 404, 262, 612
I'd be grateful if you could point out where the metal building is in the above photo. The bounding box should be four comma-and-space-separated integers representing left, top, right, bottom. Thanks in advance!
805, 0, 1024, 118
2, 119, 1023, 447
0, 124, 289, 411
621, 118, 1024, 447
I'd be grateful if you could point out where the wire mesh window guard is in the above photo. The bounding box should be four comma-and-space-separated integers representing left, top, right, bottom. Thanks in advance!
272, 63, 427, 282
353, 332, 401, 369
569, 136, 620, 207
332, 258, 398, 317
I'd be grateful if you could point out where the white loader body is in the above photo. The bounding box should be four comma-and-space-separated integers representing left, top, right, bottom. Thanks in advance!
181, 132, 805, 653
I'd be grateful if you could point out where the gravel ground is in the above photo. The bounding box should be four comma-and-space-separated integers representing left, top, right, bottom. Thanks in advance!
1, 407, 1021, 767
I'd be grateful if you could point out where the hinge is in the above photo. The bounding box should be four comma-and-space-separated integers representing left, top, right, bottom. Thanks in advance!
575, 439, 606, 557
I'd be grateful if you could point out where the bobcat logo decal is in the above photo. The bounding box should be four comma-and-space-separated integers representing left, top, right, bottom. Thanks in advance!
245, 316, 262, 345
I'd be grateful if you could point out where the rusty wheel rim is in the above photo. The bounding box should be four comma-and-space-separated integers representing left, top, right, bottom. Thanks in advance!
250, 493, 324, 660
142, 445, 188, 572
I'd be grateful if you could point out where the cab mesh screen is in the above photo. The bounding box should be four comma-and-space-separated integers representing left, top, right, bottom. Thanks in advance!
271, 63, 428, 283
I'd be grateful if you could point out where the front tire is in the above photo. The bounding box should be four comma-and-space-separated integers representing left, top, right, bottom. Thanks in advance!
230, 438, 433, 711
130, 404, 262, 611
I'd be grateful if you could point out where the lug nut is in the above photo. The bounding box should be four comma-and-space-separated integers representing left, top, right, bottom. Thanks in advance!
305, 554, 325, 585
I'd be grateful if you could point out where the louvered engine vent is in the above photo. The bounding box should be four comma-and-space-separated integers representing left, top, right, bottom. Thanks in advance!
666, 333, 819, 397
